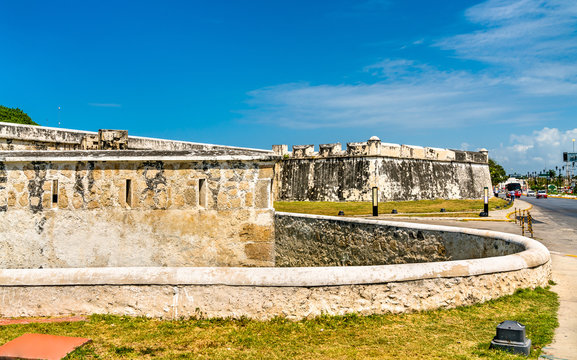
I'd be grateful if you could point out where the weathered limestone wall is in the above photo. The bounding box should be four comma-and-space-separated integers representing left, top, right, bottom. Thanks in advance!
275, 157, 491, 202
0, 217, 551, 319
274, 213, 522, 267
0, 264, 551, 320
0, 157, 276, 268
273, 138, 492, 202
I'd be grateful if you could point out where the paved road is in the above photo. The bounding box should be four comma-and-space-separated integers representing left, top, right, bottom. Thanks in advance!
522, 196, 577, 215
521, 196, 577, 255
523, 196, 577, 227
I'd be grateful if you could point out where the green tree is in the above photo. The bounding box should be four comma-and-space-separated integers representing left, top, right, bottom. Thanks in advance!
488, 158, 507, 186
0, 105, 38, 125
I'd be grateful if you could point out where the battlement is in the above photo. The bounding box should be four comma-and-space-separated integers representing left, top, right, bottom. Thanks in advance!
0, 122, 273, 156
273, 136, 488, 164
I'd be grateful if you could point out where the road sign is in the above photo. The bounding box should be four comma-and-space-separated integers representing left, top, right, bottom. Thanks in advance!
563, 152, 577, 162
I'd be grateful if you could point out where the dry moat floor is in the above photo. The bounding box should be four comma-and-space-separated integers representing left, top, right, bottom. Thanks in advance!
0, 286, 558, 359
274, 198, 511, 217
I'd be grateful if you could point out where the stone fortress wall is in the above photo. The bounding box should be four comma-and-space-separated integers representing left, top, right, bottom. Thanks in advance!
273, 137, 492, 202
0, 122, 550, 320
274, 213, 523, 267
0, 214, 551, 319
0, 123, 277, 268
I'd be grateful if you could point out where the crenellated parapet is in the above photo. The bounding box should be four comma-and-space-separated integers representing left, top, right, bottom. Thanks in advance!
273, 136, 488, 164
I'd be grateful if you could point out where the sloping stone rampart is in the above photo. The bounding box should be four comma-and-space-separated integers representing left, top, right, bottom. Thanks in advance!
275, 157, 491, 201
274, 213, 522, 267
0, 214, 551, 320
273, 138, 491, 201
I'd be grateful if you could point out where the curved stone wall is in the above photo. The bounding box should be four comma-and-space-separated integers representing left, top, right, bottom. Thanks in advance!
0, 214, 550, 320
274, 213, 524, 267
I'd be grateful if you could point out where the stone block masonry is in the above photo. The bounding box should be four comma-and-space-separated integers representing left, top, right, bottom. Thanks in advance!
273, 137, 491, 202
0, 151, 278, 268
0, 215, 551, 320
0, 158, 276, 268
274, 213, 523, 267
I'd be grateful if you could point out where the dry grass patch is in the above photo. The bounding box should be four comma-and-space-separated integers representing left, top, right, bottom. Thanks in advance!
0, 286, 558, 359
275, 198, 510, 216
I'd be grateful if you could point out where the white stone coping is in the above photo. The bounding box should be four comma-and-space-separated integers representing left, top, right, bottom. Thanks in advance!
0, 122, 99, 136
128, 135, 273, 154
0, 122, 273, 154
0, 213, 549, 288
0, 150, 278, 162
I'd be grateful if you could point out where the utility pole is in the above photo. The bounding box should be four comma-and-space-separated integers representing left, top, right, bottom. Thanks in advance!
568, 139, 575, 185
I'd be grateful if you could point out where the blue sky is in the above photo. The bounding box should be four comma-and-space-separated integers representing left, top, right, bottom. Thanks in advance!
1, 0, 576, 174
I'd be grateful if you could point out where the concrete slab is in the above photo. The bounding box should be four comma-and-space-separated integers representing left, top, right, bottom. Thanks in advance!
540, 254, 577, 360
0, 333, 91, 360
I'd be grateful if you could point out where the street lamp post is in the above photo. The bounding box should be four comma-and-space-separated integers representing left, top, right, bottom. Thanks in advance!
372, 187, 378, 217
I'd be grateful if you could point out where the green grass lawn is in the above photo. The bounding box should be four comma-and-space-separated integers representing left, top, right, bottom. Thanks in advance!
0, 286, 558, 359
275, 198, 511, 217
401, 212, 488, 218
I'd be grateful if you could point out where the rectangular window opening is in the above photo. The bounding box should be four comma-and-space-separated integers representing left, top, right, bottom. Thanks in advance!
51, 179, 58, 204
199, 179, 207, 208
0, 185, 7, 211
125, 179, 132, 206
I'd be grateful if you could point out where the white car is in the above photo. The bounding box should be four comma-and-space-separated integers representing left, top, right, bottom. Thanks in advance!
527, 190, 536, 197
537, 190, 548, 199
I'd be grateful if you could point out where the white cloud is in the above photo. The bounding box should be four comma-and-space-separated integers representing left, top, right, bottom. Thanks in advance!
245, 61, 553, 129
437, 0, 577, 95
244, 0, 577, 130
511, 144, 534, 153
491, 127, 577, 172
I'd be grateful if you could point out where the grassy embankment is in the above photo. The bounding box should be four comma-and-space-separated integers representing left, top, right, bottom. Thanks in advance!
275, 198, 511, 217
0, 286, 558, 359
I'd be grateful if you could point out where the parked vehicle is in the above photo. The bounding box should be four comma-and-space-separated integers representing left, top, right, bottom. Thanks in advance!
505, 183, 522, 198
527, 190, 536, 197
505, 183, 521, 191
536, 190, 548, 199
